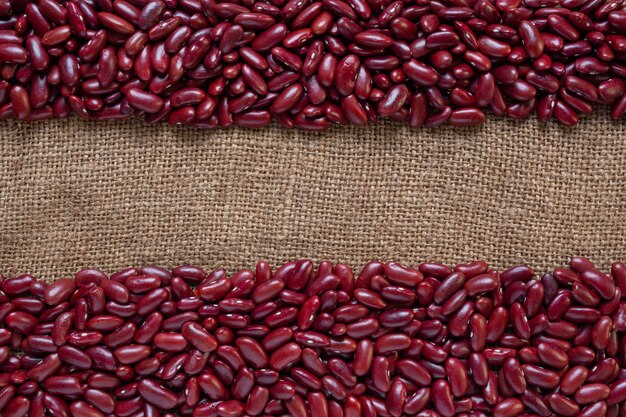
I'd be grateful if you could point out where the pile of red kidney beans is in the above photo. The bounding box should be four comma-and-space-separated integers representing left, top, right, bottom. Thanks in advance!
0, 258, 625, 417
2, 0, 626, 128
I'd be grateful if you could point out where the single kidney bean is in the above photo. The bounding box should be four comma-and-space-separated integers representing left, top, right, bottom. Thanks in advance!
377, 84, 409, 116
493, 398, 524, 417
518, 20, 544, 58
0, 44, 28, 64
138, 379, 178, 409
44, 375, 83, 395
269, 342, 301, 371
432, 380, 454, 417
402, 60, 438, 85
547, 393, 580, 417
575, 383, 611, 404
449, 108, 486, 126
43, 278, 75, 306
69, 401, 105, 417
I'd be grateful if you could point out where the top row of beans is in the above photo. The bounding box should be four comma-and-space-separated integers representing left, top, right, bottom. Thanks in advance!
2, 0, 626, 128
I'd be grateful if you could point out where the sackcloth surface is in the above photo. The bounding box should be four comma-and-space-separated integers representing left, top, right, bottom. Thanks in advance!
0, 114, 624, 280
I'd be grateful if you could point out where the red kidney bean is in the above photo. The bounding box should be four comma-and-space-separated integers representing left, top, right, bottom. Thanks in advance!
42, 25, 72, 46
578, 401, 608, 417
0, 44, 28, 64
24, 36, 49, 73
138, 1, 165, 30
377, 84, 409, 116
465, 274, 498, 297
113, 344, 151, 364
3, 396, 29, 417
432, 380, 454, 417
444, 357, 467, 397
70, 401, 105, 417
581, 269, 616, 299
9, 86, 30, 120
270, 378, 296, 399
402, 59, 438, 85
547, 393, 580, 417
564, 75, 598, 102
335, 54, 360, 96
42, 278, 75, 306
243, 385, 268, 415
478, 35, 512, 57
138, 379, 178, 409
575, 383, 611, 404
352, 339, 373, 377
519, 21, 544, 58
449, 108, 486, 126
98, 12, 134, 34
44, 375, 83, 395
522, 364, 560, 388
58, 345, 93, 368
537, 341, 568, 368
269, 341, 301, 370
607, 380, 626, 405
493, 398, 524, 417
341, 95, 368, 126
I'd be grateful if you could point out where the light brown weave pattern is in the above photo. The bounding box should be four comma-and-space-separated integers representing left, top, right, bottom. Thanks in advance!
0, 115, 624, 280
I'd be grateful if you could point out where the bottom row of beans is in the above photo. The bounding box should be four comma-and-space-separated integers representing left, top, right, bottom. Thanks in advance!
0, 257, 625, 417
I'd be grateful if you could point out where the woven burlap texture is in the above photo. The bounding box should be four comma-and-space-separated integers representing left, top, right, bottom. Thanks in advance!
0, 114, 624, 280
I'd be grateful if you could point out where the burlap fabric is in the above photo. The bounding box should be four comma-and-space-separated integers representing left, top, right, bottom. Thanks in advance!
0, 114, 624, 281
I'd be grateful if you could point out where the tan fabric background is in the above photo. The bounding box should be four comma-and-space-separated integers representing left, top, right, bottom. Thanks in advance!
0, 115, 624, 280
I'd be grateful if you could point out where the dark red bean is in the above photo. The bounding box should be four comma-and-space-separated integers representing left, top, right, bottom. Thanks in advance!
432, 380, 454, 417
565, 76, 598, 101
44, 375, 82, 395
42, 25, 72, 46
138, 379, 178, 409
581, 269, 616, 299
402, 60, 438, 85
9, 86, 30, 120
251, 23, 287, 52
341, 95, 367, 126
138, 1, 165, 30
98, 12, 134, 34
522, 364, 560, 389
547, 393, 580, 417
3, 396, 29, 417
378, 85, 409, 116
0, 44, 28, 64
70, 401, 104, 417
478, 35, 512, 57
449, 108, 486, 126
353, 339, 374, 377
537, 341, 568, 368
494, 398, 524, 417
44, 278, 75, 306
519, 21, 544, 58
270, 83, 303, 114
575, 383, 611, 404
114, 345, 151, 364
269, 342, 301, 370
58, 345, 92, 369
336, 55, 359, 97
